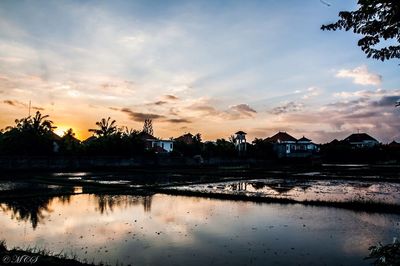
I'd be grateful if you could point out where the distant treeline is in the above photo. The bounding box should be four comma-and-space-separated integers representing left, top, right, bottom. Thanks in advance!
0, 111, 400, 163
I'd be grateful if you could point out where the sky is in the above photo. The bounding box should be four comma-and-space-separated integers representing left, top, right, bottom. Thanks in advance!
0, 0, 399, 143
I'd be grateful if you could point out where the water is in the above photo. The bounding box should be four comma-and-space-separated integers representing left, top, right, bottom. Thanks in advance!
0, 193, 399, 265
170, 179, 400, 204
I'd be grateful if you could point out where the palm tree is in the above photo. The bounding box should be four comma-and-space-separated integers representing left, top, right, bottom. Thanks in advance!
13, 111, 55, 135
63, 128, 76, 138
120, 126, 140, 138
31, 111, 55, 134
89, 117, 117, 137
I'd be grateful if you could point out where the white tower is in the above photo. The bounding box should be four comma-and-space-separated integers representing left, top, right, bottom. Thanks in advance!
235, 131, 247, 155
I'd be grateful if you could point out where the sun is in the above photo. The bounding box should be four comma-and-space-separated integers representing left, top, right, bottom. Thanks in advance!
54, 126, 72, 137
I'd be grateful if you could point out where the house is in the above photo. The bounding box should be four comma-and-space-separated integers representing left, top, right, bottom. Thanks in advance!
139, 132, 174, 153
175, 133, 194, 144
266, 132, 318, 158
151, 140, 174, 153
343, 133, 379, 148
265, 132, 297, 157
388, 141, 400, 148
297, 136, 318, 152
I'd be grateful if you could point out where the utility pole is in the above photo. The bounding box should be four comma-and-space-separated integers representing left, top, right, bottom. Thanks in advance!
28, 100, 31, 116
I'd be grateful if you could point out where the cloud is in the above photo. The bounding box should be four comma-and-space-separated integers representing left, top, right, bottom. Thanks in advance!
187, 101, 257, 120
165, 118, 191, 123
336, 65, 382, 86
3, 99, 28, 108
164, 95, 179, 101
3, 100, 21, 106
270, 101, 304, 115
333, 89, 388, 99
149, 101, 168, 106
372, 96, 400, 107
302, 87, 321, 99
3, 99, 44, 111
188, 103, 220, 116
228, 104, 257, 117
121, 108, 165, 122
279, 92, 400, 143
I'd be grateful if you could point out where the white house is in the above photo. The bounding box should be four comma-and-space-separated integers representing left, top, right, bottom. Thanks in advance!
139, 132, 174, 153
266, 132, 318, 158
296, 136, 318, 152
151, 140, 174, 153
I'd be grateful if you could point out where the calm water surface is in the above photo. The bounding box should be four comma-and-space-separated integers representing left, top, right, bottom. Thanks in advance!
0, 194, 399, 266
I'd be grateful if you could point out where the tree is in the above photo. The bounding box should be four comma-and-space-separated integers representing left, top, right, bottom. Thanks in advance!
193, 133, 202, 143
89, 117, 117, 137
60, 128, 81, 155
12, 111, 56, 135
0, 111, 56, 155
321, 0, 400, 61
62, 128, 76, 138
142, 119, 153, 136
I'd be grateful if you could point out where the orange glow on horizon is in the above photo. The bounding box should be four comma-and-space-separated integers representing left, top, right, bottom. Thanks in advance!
54, 125, 84, 140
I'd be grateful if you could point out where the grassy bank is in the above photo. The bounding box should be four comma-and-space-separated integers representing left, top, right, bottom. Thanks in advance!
0, 241, 103, 266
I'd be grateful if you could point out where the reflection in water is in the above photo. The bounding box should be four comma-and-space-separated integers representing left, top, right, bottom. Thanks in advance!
229, 182, 247, 191
0, 194, 153, 229
0, 194, 399, 266
0, 197, 56, 229
94, 194, 153, 214
250, 181, 267, 190
175, 179, 400, 204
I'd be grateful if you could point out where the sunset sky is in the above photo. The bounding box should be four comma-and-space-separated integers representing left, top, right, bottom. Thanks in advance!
1, 0, 399, 143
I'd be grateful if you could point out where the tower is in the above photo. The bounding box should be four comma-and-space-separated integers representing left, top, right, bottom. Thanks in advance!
235, 131, 247, 155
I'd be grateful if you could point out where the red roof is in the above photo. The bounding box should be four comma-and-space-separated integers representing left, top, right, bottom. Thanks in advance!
266, 132, 297, 143
139, 132, 157, 140
175, 133, 194, 144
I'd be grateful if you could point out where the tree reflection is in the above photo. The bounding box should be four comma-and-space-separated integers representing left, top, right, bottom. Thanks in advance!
0, 196, 60, 229
94, 194, 153, 214
0, 193, 154, 229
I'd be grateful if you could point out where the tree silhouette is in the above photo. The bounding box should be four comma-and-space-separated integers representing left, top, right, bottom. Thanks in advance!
142, 119, 153, 136
60, 128, 81, 154
321, 0, 400, 61
120, 126, 140, 137
193, 133, 202, 143
89, 117, 117, 137
62, 128, 75, 138
0, 111, 56, 155
12, 111, 56, 135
